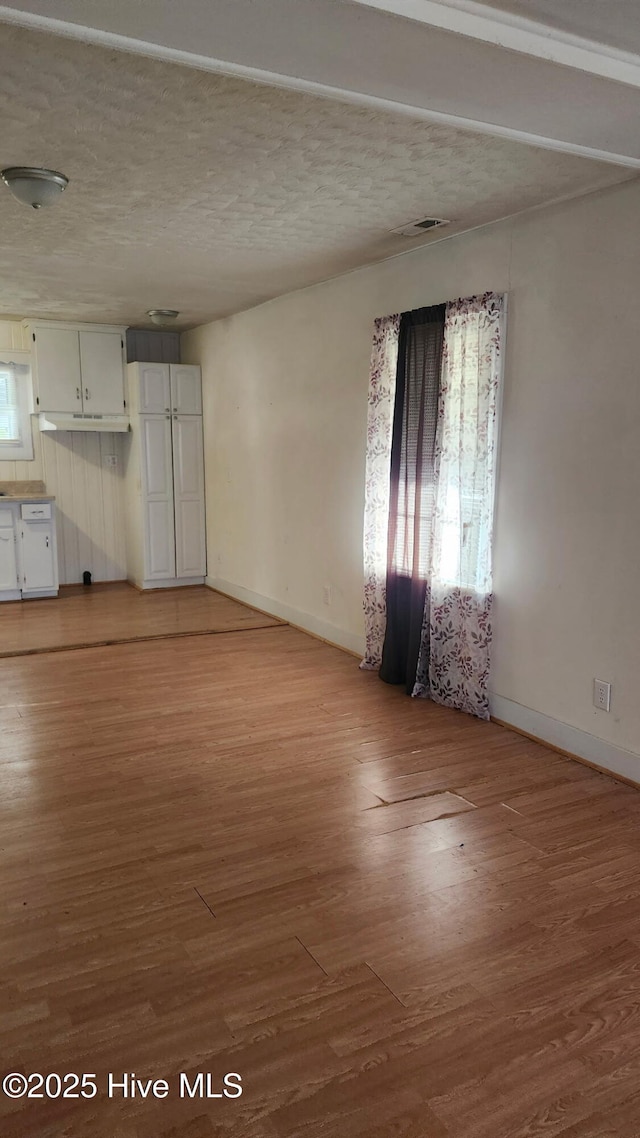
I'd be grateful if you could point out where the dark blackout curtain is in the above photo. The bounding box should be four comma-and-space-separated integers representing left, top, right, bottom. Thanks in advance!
379, 305, 445, 693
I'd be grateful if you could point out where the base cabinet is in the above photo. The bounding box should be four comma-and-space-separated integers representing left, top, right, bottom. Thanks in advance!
0, 514, 18, 593
0, 502, 58, 601
21, 521, 57, 593
124, 363, 206, 589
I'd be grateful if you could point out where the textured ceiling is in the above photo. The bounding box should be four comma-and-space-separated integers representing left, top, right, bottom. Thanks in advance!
478, 0, 640, 55
0, 25, 631, 329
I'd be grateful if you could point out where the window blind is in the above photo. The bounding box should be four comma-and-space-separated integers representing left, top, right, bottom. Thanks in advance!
0, 366, 21, 442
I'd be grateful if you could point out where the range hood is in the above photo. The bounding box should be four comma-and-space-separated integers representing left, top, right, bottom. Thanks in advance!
36, 412, 130, 434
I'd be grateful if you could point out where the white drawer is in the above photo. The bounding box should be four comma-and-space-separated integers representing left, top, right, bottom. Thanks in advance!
0, 507, 15, 527
21, 502, 52, 521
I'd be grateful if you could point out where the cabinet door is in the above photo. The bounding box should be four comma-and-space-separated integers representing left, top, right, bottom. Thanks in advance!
79, 331, 125, 415
20, 522, 56, 591
138, 363, 171, 415
33, 327, 81, 413
0, 524, 17, 591
140, 416, 175, 580
172, 415, 206, 578
170, 365, 202, 415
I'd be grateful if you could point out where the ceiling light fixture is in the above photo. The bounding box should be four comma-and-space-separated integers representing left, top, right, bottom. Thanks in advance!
1, 167, 69, 209
147, 309, 180, 326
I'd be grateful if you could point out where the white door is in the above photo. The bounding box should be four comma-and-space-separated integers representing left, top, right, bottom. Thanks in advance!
0, 524, 17, 591
20, 522, 56, 591
172, 415, 206, 578
79, 331, 125, 416
140, 416, 175, 580
138, 363, 171, 415
33, 327, 82, 414
171, 365, 202, 415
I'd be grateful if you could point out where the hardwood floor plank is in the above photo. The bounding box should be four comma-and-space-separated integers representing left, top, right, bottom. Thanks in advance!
0, 582, 282, 656
2, 588, 640, 1134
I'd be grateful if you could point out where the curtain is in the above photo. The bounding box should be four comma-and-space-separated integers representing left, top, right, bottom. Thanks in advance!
379, 306, 445, 692
413, 292, 505, 719
361, 314, 400, 670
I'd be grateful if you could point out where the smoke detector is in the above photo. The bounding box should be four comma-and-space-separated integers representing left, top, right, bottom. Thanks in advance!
391, 217, 451, 238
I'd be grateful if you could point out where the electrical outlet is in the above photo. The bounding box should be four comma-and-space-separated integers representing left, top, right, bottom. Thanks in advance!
104, 454, 117, 467
323, 585, 331, 606
593, 679, 611, 712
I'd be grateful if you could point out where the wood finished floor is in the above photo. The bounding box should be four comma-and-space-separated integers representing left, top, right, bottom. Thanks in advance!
0, 583, 282, 657
2, 615, 640, 1136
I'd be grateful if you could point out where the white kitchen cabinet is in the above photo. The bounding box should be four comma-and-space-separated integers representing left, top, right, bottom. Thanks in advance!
0, 509, 18, 595
141, 415, 176, 580
136, 363, 171, 416
171, 365, 202, 415
29, 326, 81, 414
123, 363, 206, 590
21, 521, 56, 593
25, 320, 127, 417
78, 330, 126, 415
136, 363, 202, 416
0, 501, 58, 601
172, 415, 206, 578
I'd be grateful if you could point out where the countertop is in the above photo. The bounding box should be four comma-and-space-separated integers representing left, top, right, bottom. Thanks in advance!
0, 481, 55, 502
0, 494, 56, 502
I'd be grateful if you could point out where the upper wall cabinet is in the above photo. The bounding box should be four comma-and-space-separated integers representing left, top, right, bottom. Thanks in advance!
24, 321, 128, 418
132, 363, 202, 416
170, 365, 202, 416
78, 330, 126, 415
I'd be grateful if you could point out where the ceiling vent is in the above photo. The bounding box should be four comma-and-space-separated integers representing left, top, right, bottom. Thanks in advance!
391, 217, 451, 238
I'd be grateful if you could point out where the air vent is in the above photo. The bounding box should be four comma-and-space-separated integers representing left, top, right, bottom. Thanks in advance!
391, 217, 451, 238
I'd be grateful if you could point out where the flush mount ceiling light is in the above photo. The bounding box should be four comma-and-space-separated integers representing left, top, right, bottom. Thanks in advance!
1, 167, 69, 209
147, 309, 180, 326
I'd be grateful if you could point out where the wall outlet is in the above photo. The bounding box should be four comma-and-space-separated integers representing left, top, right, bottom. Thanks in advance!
104, 454, 117, 467
323, 585, 331, 605
593, 679, 611, 712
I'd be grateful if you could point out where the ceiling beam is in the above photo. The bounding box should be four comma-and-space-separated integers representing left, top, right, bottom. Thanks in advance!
1, 0, 640, 168
349, 0, 640, 88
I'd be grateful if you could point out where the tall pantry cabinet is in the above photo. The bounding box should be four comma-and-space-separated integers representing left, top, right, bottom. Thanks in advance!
123, 363, 206, 589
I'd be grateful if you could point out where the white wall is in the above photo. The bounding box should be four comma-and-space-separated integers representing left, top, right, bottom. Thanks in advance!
183, 178, 640, 770
0, 320, 127, 583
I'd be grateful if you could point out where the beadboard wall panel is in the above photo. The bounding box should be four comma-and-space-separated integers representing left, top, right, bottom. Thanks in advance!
0, 321, 28, 351
0, 320, 127, 584
126, 329, 180, 364
39, 431, 127, 586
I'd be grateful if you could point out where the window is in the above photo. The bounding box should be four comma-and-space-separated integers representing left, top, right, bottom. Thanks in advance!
0, 352, 34, 461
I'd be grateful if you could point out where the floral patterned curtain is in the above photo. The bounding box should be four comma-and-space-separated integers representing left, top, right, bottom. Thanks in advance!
413, 292, 505, 718
360, 314, 400, 670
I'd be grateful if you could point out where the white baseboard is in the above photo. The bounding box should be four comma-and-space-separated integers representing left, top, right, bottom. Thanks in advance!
207, 576, 366, 657
490, 692, 640, 784
131, 577, 205, 590
203, 587, 640, 784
